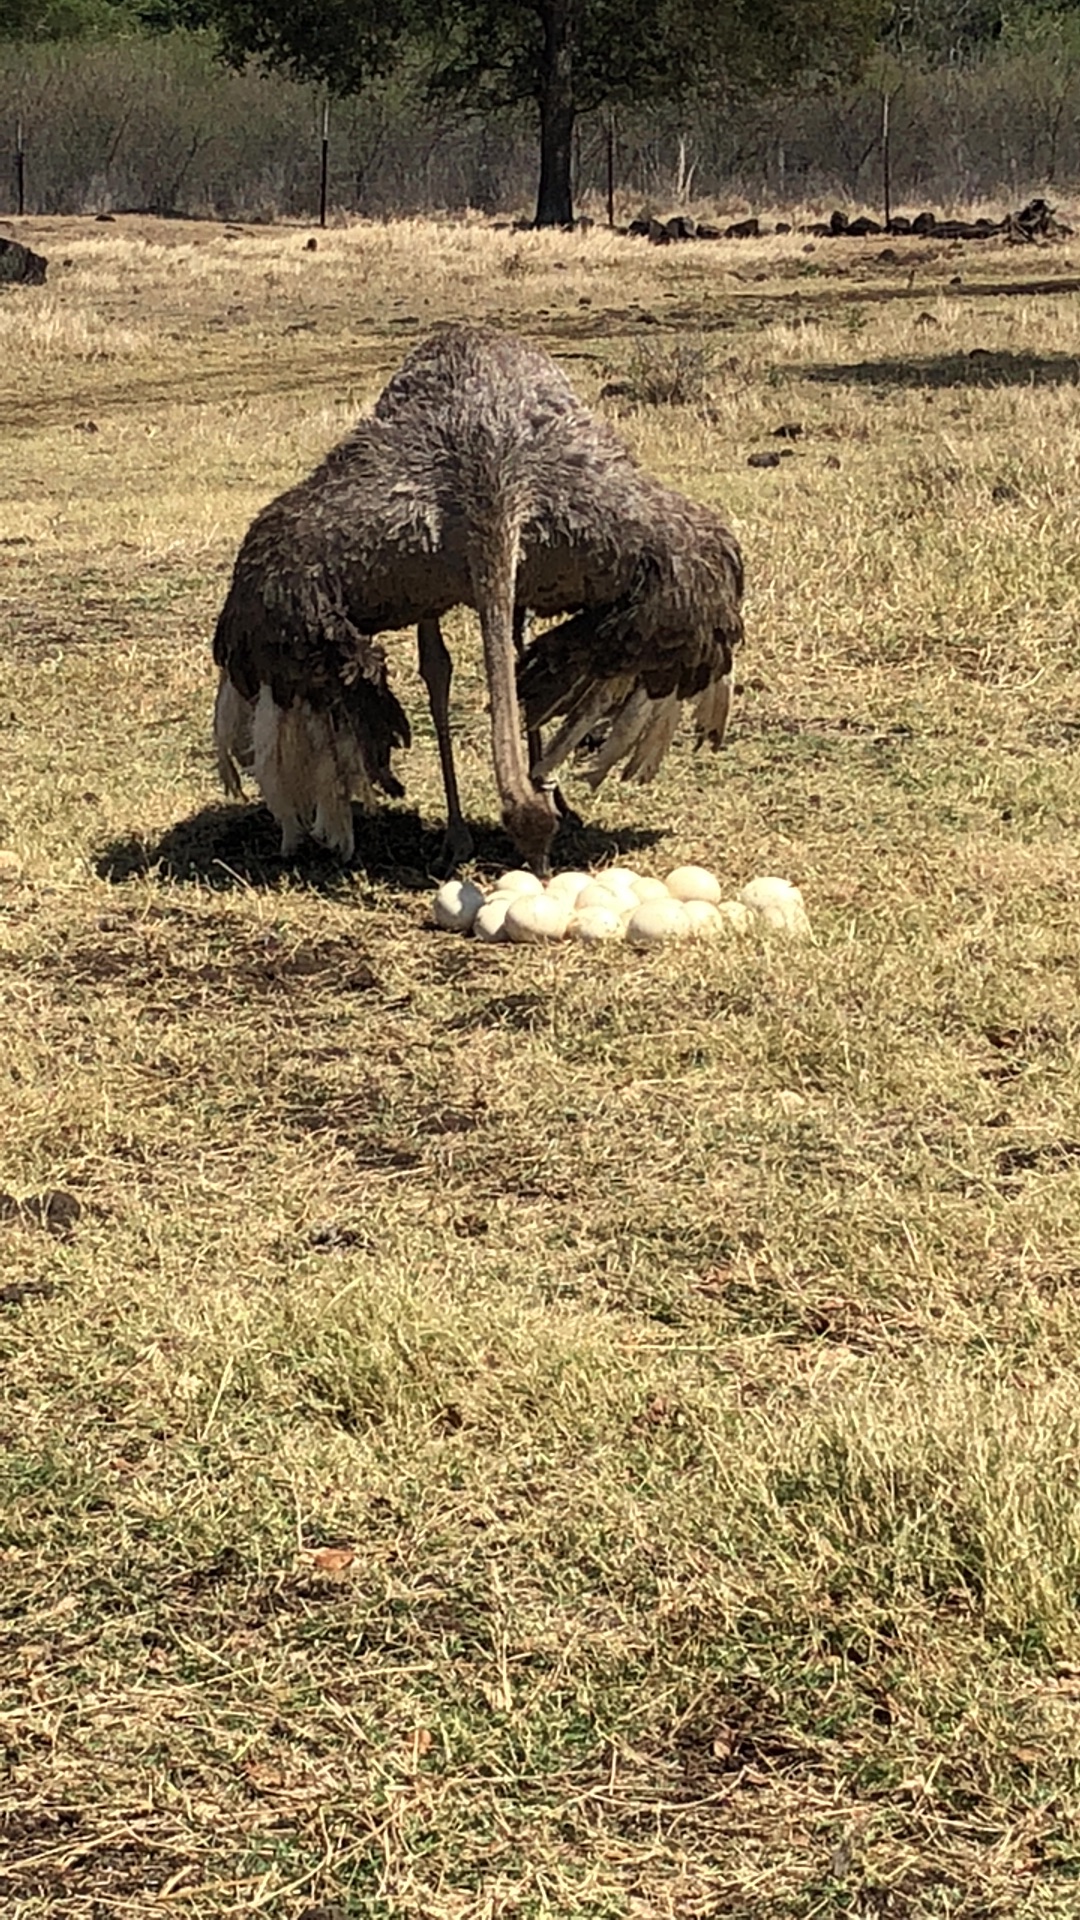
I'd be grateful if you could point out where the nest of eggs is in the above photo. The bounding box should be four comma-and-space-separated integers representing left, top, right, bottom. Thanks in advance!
433, 867, 811, 946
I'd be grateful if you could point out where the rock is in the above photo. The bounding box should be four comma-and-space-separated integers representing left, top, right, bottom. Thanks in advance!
772, 422, 803, 440
747, 451, 781, 469
911, 210, 938, 235
725, 217, 760, 239
304, 236, 318, 251
933, 219, 993, 240
0, 1188, 82, 1236
665, 214, 697, 241
0, 237, 47, 285
847, 215, 883, 236
1005, 197, 1072, 241
829, 209, 849, 233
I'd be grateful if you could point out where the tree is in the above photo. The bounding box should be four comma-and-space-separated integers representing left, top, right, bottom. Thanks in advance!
881, 0, 1080, 60
0, 0, 137, 35
427, 1, 887, 225
882, 1, 1004, 57
143, 0, 886, 224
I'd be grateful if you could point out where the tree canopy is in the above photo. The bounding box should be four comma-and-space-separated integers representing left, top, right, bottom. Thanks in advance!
881, 0, 1080, 57
142, 0, 887, 224
0, 0, 137, 35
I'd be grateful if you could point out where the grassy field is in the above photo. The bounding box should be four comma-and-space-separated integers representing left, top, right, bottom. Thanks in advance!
3, 205, 1080, 1918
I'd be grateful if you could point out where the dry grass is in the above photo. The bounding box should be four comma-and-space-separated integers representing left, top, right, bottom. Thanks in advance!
3, 208, 1080, 1918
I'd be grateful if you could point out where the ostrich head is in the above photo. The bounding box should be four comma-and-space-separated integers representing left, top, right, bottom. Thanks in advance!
503, 784, 560, 877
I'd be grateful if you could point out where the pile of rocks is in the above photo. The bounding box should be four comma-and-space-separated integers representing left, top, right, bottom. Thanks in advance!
0, 236, 47, 285
627, 198, 1071, 247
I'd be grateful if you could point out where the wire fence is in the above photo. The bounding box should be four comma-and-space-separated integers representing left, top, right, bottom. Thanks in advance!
4, 33, 1080, 223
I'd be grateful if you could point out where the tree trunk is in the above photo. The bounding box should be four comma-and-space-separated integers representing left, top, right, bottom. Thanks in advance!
534, 0, 575, 227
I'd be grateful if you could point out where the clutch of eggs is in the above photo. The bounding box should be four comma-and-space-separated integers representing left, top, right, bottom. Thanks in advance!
433, 867, 811, 945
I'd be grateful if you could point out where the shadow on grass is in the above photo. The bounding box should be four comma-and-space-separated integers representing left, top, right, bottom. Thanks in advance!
94, 801, 666, 893
803, 348, 1080, 390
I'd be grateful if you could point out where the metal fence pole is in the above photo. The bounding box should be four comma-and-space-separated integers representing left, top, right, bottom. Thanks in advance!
882, 90, 892, 229
319, 99, 330, 228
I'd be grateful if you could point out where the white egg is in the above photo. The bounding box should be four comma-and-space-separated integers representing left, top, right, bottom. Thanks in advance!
473, 897, 513, 943
575, 880, 632, 913
546, 870, 592, 902
504, 892, 571, 943
492, 869, 545, 898
665, 864, 723, 905
626, 898, 692, 947
629, 876, 671, 903
597, 867, 640, 891
432, 879, 487, 932
715, 899, 754, 933
739, 876, 812, 938
567, 905, 625, 943
681, 899, 723, 936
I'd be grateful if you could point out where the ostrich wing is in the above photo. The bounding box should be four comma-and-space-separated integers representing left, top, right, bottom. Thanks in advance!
210, 424, 466, 800
517, 508, 743, 791
213, 546, 411, 799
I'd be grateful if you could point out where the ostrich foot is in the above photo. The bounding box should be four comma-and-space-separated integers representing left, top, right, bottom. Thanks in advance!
436, 819, 475, 875
553, 786, 584, 831
538, 777, 583, 834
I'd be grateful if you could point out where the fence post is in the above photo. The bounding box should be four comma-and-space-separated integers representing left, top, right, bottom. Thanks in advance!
15, 116, 25, 216
606, 115, 615, 227
319, 98, 330, 228
881, 89, 891, 230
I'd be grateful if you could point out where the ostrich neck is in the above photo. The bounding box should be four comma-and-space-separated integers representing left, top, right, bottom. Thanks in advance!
484, 623, 532, 808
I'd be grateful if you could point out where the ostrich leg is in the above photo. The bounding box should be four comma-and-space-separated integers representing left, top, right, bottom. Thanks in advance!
417, 617, 474, 871
514, 607, 546, 783
514, 606, 581, 831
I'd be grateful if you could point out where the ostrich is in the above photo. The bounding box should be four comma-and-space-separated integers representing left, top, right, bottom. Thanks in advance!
213, 324, 744, 874
213, 331, 582, 869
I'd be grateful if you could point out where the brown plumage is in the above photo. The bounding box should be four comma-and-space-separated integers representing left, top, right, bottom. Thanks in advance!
212, 324, 744, 872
